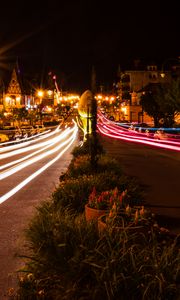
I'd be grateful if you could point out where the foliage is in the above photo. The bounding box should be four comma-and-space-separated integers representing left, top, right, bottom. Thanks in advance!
13, 107, 28, 121
60, 154, 122, 181
16, 205, 180, 300
87, 187, 128, 210
140, 85, 164, 127
140, 79, 180, 127
15, 138, 180, 299
53, 172, 144, 213
102, 205, 153, 228
71, 135, 105, 158
162, 78, 180, 127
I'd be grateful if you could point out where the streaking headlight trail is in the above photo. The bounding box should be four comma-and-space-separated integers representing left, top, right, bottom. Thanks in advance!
0, 126, 61, 153
0, 128, 64, 159
0, 127, 74, 179
0, 122, 78, 204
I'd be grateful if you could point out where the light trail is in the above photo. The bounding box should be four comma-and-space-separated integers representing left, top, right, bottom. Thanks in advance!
0, 126, 60, 153
0, 130, 65, 171
102, 122, 180, 146
97, 111, 180, 151
97, 124, 180, 152
0, 129, 50, 146
0, 128, 64, 159
0, 123, 78, 204
0, 127, 74, 179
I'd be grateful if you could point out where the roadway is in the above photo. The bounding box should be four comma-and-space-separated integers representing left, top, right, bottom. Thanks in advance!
0, 122, 79, 298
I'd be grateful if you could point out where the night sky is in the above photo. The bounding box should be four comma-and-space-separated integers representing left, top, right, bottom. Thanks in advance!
0, 0, 179, 93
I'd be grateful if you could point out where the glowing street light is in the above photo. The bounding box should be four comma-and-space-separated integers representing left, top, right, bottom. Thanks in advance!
37, 90, 44, 98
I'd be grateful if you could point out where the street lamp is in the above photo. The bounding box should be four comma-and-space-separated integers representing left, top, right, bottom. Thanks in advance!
37, 90, 44, 104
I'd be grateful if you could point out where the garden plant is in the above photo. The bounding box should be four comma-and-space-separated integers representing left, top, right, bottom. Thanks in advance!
14, 137, 180, 300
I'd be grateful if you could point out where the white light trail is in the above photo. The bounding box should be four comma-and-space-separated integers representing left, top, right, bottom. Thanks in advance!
0, 137, 59, 171
0, 127, 74, 180
0, 129, 50, 146
0, 126, 60, 153
0, 128, 64, 159
0, 124, 78, 204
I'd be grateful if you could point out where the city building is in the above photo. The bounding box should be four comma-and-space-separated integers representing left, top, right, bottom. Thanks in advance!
1, 63, 33, 111
117, 63, 176, 123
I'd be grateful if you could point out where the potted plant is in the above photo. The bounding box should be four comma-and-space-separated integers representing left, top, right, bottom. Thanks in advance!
98, 205, 153, 235
85, 187, 128, 222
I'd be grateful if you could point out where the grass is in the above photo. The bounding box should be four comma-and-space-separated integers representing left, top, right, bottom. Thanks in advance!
14, 137, 180, 299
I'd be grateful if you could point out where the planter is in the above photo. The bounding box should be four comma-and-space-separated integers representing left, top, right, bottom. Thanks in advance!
98, 213, 149, 236
85, 204, 108, 222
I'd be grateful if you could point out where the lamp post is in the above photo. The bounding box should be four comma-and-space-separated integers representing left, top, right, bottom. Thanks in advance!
37, 90, 44, 125
90, 66, 98, 170
86, 97, 90, 139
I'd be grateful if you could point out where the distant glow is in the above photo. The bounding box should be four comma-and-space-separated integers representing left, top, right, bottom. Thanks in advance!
47, 90, 53, 96
37, 90, 44, 97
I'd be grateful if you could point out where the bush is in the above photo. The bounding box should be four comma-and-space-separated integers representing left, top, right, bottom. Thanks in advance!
16, 205, 180, 300
53, 172, 144, 213
16, 207, 100, 299
60, 154, 123, 181
71, 136, 105, 158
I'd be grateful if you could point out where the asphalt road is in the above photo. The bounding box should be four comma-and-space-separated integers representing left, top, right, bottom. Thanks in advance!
0, 127, 79, 299
99, 134, 180, 233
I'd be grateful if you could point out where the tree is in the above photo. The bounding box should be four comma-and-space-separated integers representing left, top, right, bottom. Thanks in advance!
12, 107, 28, 127
140, 79, 180, 127
162, 78, 180, 127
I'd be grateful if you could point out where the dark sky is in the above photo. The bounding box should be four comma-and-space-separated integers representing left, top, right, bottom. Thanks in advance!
0, 0, 179, 93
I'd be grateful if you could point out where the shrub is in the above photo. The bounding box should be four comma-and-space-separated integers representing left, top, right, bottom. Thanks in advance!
16, 207, 100, 299
16, 205, 180, 300
53, 172, 144, 213
71, 136, 105, 158
60, 154, 123, 181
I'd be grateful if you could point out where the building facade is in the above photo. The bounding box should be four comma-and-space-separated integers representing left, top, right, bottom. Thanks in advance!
117, 64, 173, 124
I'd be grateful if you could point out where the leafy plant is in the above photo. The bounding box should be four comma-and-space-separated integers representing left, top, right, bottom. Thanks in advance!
87, 187, 128, 210
16, 204, 180, 300
53, 172, 144, 213
60, 154, 123, 181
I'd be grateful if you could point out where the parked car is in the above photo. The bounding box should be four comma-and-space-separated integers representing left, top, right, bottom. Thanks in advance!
33, 124, 45, 129
154, 130, 168, 140
3, 125, 16, 130
21, 125, 34, 131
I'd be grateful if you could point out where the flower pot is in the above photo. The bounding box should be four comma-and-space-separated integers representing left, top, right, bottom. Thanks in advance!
85, 204, 108, 222
98, 214, 148, 236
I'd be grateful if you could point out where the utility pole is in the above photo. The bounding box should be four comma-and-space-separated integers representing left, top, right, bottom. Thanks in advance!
90, 65, 98, 170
